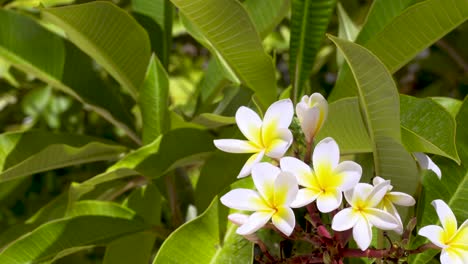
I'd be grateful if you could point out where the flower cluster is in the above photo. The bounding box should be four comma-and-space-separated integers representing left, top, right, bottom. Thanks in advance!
214, 95, 467, 263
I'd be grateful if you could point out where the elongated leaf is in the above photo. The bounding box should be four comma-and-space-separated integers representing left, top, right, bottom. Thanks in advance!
289, 0, 336, 102
400, 95, 459, 163
456, 97, 468, 166
132, 0, 173, 67
43, 1, 151, 98
170, 0, 276, 111
153, 199, 253, 264
329, 36, 419, 195
330, 0, 468, 100
316, 97, 372, 154
337, 3, 359, 66
140, 55, 170, 144
0, 10, 138, 142
195, 151, 249, 211
0, 201, 149, 263
194, 0, 288, 113
70, 128, 215, 201
0, 131, 125, 183
431, 97, 463, 118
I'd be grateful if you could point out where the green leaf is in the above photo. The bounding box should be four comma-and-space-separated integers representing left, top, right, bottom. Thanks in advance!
103, 185, 161, 264
244, 0, 290, 39
329, 36, 419, 195
103, 232, 156, 264
70, 128, 214, 201
336, 3, 359, 66
195, 151, 249, 212
132, 0, 173, 68
153, 199, 253, 264
432, 96, 463, 118
330, 0, 468, 100
0, 10, 138, 142
456, 97, 468, 166
191, 113, 236, 129
170, 0, 276, 111
43, 1, 152, 98
0, 131, 126, 183
316, 97, 372, 154
400, 95, 459, 163
140, 55, 170, 144
0, 201, 149, 263
289, 0, 336, 102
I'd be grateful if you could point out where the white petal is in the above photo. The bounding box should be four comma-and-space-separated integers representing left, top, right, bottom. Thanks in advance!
280, 157, 314, 188
388, 192, 416, 206
213, 139, 259, 153
235, 106, 262, 144
440, 249, 465, 264
365, 208, 399, 231
313, 137, 340, 170
297, 106, 320, 143
274, 172, 298, 206
334, 161, 362, 191
263, 99, 294, 129
332, 208, 359, 231
346, 183, 373, 206
367, 180, 391, 208
316, 189, 342, 213
414, 152, 442, 179
228, 213, 249, 226
272, 207, 296, 236
418, 225, 446, 248
237, 151, 264, 178
353, 218, 373, 251
372, 176, 386, 186
251, 162, 280, 200
382, 202, 404, 234
220, 189, 268, 211
265, 129, 292, 158
290, 188, 320, 208
237, 211, 274, 235
432, 200, 458, 235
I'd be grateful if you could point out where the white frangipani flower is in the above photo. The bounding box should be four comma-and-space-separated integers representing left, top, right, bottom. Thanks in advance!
414, 152, 442, 179
372, 176, 416, 234
418, 200, 468, 264
280, 137, 361, 212
220, 162, 298, 236
332, 181, 400, 250
214, 99, 294, 178
296, 93, 328, 143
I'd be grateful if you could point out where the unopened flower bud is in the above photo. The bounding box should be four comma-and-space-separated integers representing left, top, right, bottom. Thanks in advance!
295, 93, 328, 143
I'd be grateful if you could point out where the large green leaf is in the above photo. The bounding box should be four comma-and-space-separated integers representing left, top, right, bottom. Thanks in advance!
316, 97, 372, 154
0, 131, 126, 183
0, 10, 138, 142
43, 1, 152, 98
329, 36, 419, 195
289, 0, 336, 102
0, 201, 149, 263
153, 199, 253, 264
456, 97, 468, 165
193, 0, 288, 114
103, 184, 161, 264
170, 0, 276, 111
132, 0, 173, 68
400, 95, 459, 163
330, 0, 468, 101
139, 55, 170, 145
194, 151, 249, 211
70, 128, 215, 201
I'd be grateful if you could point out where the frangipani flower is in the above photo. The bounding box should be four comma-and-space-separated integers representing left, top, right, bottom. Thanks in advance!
418, 200, 468, 264
296, 93, 328, 143
214, 99, 294, 178
332, 181, 400, 250
372, 176, 416, 234
220, 162, 298, 236
280, 137, 361, 212
414, 152, 442, 179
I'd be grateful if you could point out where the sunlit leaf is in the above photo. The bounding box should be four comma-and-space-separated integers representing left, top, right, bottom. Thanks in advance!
153, 199, 253, 264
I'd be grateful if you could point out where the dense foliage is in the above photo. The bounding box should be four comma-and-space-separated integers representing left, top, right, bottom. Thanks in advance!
0, 0, 467, 263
